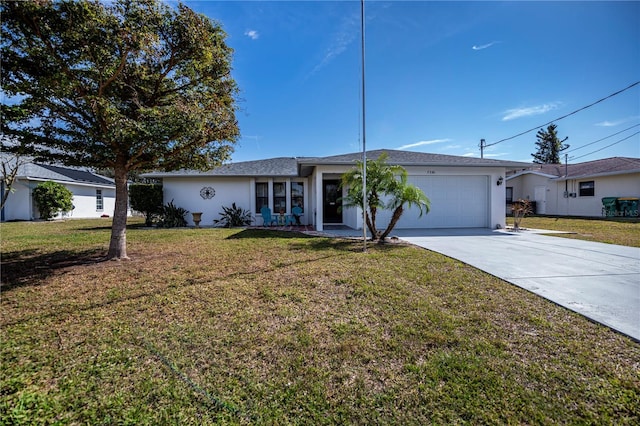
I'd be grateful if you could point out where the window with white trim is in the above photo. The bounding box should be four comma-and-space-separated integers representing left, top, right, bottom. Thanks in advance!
96, 189, 103, 211
579, 181, 594, 197
291, 182, 304, 212
273, 182, 286, 214
256, 182, 268, 213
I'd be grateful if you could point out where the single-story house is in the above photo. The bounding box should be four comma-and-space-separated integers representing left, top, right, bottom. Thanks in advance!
1, 159, 118, 221
506, 157, 640, 217
143, 149, 530, 231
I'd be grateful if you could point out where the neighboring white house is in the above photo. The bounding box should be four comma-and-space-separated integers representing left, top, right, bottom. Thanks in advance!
506, 157, 640, 217
1, 160, 118, 221
142, 149, 530, 231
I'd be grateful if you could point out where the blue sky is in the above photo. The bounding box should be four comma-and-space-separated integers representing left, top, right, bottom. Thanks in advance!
182, 1, 639, 164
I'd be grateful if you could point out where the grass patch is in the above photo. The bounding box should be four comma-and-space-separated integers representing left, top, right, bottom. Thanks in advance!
1, 219, 639, 424
507, 216, 640, 247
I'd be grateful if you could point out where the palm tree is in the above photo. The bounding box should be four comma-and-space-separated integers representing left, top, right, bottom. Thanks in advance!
379, 172, 430, 241
341, 153, 430, 242
341, 154, 397, 239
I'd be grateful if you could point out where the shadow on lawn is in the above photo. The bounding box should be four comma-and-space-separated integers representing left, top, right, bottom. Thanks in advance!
1, 248, 106, 292
226, 228, 316, 240
228, 228, 406, 253
78, 223, 149, 231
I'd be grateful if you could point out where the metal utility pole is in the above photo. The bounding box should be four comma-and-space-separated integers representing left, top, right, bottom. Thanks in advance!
479, 138, 486, 158
361, 0, 367, 252
564, 153, 569, 197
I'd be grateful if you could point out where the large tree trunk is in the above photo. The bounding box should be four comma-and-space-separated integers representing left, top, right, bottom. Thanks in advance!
379, 205, 403, 242
107, 164, 129, 260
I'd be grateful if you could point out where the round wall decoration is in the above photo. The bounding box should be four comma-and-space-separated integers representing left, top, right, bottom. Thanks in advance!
200, 186, 216, 199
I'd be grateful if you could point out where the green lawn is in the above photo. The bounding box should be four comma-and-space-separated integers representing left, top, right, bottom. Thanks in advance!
1, 219, 639, 424
507, 216, 640, 247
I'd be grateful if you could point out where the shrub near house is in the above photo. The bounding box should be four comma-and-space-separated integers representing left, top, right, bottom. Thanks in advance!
213, 203, 252, 228
158, 201, 189, 228
129, 184, 163, 226
33, 181, 73, 220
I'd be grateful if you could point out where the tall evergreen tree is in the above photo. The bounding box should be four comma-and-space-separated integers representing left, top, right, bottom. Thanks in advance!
1, 0, 239, 259
531, 124, 569, 164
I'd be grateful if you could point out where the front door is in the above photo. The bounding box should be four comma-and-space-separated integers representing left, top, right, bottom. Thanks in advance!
323, 180, 342, 223
534, 186, 546, 214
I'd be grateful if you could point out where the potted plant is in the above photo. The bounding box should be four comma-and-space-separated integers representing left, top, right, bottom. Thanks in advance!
191, 212, 203, 228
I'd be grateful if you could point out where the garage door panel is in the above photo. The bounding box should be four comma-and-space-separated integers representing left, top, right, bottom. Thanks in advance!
391, 175, 488, 228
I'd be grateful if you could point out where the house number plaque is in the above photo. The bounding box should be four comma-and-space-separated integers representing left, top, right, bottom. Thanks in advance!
200, 186, 216, 199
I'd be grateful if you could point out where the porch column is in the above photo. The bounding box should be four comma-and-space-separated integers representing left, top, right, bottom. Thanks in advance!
315, 171, 323, 231
285, 180, 291, 214
249, 178, 256, 225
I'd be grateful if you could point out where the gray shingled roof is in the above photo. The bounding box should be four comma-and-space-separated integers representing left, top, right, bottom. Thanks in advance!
529, 157, 640, 180
36, 164, 114, 185
298, 149, 530, 167
144, 157, 300, 177
16, 161, 115, 186
142, 149, 531, 178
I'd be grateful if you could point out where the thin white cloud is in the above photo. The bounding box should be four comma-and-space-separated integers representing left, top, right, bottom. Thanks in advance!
462, 152, 477, 157
244, 30, 259, 40
472, 41, 500, 51
595, 116, 640, 127
242, 134, 261, 141
502, 102, 561, 121
595, 120, 622, 127
396, 138, 451, 150
309, 14, 359, 76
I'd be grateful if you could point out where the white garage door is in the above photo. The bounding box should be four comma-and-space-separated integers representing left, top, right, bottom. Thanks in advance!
388, 175, 489, 228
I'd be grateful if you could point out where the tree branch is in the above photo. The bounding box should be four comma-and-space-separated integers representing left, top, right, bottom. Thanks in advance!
26, 11, 89, 99
98, 48, 130, 97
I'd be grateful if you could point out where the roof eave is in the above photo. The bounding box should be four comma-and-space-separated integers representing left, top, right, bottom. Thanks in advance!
19, 176, 116, 188
507, 170, 559, 180
299, 160, 530, 168
141, 172, 299, 178
553, 168, 640, 181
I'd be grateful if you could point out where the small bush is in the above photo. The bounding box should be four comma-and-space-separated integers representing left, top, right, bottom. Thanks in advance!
213, 202, 253, 228
512, 199, 533, 230
158, 200, 188, 228
129, 184, 163, 226
32, 181, 74, 220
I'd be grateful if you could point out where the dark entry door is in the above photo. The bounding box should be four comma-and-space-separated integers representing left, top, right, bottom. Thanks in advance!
323, 180, 342, 223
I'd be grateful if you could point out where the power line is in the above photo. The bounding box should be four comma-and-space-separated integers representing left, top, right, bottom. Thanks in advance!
570, 131, 640, 161
485, 80, 640, 148
566, 123, 640, 153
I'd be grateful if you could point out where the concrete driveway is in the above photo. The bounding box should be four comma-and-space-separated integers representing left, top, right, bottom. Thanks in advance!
391, 228, 640, 342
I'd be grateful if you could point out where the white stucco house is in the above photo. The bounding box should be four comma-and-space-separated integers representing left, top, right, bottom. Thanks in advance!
142, 149, 530, 231
506, 157, 640, 217
1, 160, 118, 221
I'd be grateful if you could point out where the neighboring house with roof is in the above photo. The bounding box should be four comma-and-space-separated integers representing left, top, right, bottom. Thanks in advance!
142, 149, 529, 231
1, 159, 118, 221
506, 157, 640, 217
